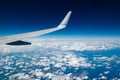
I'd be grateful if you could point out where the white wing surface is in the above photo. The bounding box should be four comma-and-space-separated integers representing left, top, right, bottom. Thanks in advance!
0, 11, 72, 45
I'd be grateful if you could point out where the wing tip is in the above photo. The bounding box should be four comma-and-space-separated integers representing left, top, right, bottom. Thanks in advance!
57, 11, 72, 29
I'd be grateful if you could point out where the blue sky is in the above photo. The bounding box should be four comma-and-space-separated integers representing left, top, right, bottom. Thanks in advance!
0, 0, 120, 37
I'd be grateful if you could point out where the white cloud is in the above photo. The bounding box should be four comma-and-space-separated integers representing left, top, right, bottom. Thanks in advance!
51, 75, 71, 80
9, 73, 31, 80
101, 75, 107, 80
54, 63, 63, 68
104, 71, 110, 75
93, 78, 97, 80
111, 77, 120, 80
45, 73, 54, 79
35, 70, 44, 78
4, 49, 91, 80
30, 38, 120, 51
0, 38, 120, 54
43, 67, 50, 71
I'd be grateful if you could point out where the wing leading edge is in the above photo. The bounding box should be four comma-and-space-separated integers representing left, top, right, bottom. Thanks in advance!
0, 11, 72, 45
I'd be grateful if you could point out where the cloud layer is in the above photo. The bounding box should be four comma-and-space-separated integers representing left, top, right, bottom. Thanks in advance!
0, 38, 120, 80
0, 38, 120, 54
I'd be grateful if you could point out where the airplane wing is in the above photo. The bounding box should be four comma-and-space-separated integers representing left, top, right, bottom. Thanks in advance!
0, 11, 72, 45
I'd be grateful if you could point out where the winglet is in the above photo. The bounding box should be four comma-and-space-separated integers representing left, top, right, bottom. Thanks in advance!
57, 11, 72, 29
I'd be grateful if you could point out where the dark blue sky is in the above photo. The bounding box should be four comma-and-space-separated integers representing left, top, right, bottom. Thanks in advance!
0, 0, 120, 37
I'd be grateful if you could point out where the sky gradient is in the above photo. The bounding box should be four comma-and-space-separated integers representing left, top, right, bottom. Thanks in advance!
0, 0, 120, 37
